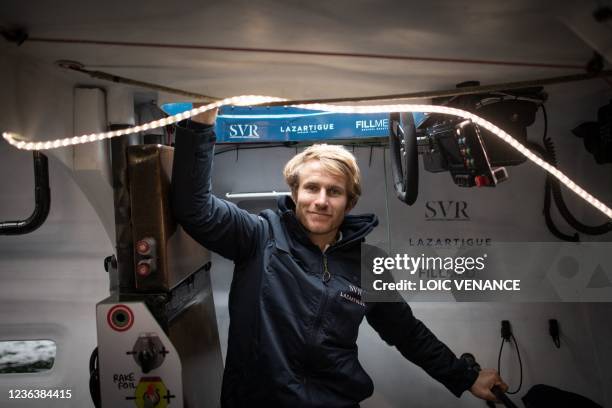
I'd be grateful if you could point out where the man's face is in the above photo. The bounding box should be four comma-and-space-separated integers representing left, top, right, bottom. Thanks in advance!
293, 160, 351, 238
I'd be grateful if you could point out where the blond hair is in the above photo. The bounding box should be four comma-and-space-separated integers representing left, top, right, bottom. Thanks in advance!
283, 144, 361, 209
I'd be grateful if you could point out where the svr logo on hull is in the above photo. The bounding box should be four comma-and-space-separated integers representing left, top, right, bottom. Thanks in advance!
425, 201, 470, 221
228, 124, 260, 138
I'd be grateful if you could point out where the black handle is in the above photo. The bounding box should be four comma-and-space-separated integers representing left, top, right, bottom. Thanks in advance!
461, 353, 519, 408
0, 151, 51, 235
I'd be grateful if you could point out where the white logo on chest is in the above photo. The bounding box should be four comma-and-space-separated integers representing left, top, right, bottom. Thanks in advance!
339, 284, 365, 307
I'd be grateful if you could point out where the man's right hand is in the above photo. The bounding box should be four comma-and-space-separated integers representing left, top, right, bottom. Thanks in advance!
469, 368, 508, 401
191, 103, 218, 125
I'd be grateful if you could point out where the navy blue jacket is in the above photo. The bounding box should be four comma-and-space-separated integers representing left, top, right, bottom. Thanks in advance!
171, 121, 478, 407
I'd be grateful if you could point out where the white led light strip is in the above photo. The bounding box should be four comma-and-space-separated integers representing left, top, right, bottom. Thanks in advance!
2, 94, 611, 219
1, 95, 285, 151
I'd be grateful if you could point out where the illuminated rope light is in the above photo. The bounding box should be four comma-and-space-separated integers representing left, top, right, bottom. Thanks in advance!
1, 95, 284, 152
2, 94, 611, 219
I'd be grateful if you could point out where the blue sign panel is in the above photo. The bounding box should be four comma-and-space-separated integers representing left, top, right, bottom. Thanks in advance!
161, 103, 426, 143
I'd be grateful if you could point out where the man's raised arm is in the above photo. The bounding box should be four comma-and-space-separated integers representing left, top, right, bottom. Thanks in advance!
170, 107, 264, 261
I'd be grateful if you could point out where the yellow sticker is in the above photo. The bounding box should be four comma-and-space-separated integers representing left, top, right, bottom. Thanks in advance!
133, 377, 176, 408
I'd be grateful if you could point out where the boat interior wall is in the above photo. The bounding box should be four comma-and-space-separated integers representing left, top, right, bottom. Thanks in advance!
0, 54, 111, 408
0, 121, 112, 408
73, 88, 115, 245
2, 43, 612, 408
1, 1, 612, 407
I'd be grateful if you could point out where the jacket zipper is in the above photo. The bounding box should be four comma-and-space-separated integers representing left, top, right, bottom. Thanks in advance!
322, 253, 331, 283
306, 253, 331, 351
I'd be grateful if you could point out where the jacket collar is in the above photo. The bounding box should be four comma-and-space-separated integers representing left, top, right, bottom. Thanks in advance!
277, 195, 378, 250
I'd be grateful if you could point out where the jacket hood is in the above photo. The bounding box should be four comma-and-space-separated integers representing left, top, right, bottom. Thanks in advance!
277, 195, 378, 248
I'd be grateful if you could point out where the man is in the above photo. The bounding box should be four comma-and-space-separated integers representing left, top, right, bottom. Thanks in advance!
171, 107, 507, 407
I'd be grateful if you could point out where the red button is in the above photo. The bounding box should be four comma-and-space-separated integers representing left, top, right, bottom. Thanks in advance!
475, 176, 490, 187
136, 240, 151, 255
136, 261, 151, 277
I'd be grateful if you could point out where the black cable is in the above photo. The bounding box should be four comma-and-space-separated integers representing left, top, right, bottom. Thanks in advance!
527, 141, 579, 241
544, 178, 580, 241
497, 337, 504, 377
536, 106, 580, 241
497, 335, 523, 395
540, 105, 612, 235
529, 104, 610, 240
543, 153, 612, 235
506, 334, 523, 395
89, 347, 101, 408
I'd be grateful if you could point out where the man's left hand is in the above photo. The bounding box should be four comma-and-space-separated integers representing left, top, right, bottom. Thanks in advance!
191, 103, 218, 125
469, 368, 508, 401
